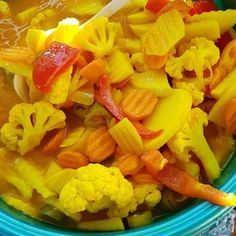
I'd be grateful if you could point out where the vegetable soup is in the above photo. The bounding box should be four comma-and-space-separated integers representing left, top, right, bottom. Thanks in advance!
0, 0, 236, 232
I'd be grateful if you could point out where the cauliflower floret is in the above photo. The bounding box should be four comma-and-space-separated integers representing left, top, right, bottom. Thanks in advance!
59, 164, 134, 215
166, 37, 220, 89
77, 17, 123, 57
173, 80, 204, 106
45, 67, 72, 104
0, 101, 66, 155
108, 183, 161, 218
167, 108, 220, 181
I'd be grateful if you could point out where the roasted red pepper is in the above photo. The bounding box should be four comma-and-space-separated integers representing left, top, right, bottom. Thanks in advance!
216, 31, 233, 52
154, 164, 236, 206
99, 75, 124, 121
145, 0, 169, 13
133, 121, 163, 139
190, 0, 218, 15
33, 41, 79, 93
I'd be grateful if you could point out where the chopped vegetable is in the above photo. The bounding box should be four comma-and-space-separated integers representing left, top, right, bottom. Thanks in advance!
40, 204, 65, 222
99, 75, 124, 121
130, 70, 173, 97
127, 211, 153, 229
190, 0, 217, 15
0, 101, 66, 155
106, 50, 134, 84
45, 168, 75, 194
145, 0, 169, 13
166, 37, 220, 89
224, 98, 236, 134
155, 164, 236, 206
141, 150, 168, 175
2, 194, 38, 218
187, 9, 236, 34
57, 151, 89, 168
85, 126, 116, 163
142, 9, 185, 56
77, 217, 125, 231
143, 89, 192, 151
113, 153, 143, 176
33, 42, 79, 93
144, 54, 168, 70
42, 129, 67, 153
77, 17, 122, 57
79, 58, 105, 83
168, 108, 220, 181
13, 158, 55, 198
121, 89, 158, 121
109, 118, 143, 155
210, 39, 236, 90
59, 164, 134, 214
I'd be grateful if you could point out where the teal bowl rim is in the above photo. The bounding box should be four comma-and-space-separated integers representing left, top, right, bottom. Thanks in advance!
0, 0, 235, 235
0, 152, 236, 236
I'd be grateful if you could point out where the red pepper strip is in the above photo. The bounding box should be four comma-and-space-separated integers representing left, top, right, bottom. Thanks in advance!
33, 41, 80, 93
99, 75, 124, 121
216, 32, 233, 52
190, 0, 218, 15
154, 164, 236, 206
133, 121, 163, 139
145, 0, 169, 13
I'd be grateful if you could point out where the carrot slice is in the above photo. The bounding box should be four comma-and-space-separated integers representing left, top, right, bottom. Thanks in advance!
144, 54, 168, 69
42, 128, 67, 153
224, 98, 236, 134
113, 153, 144, 176
57, 151, 89, 169
132, 172, 159, 184
85, 126, 116, 162
141, 150, 168, 175
80, 58, 105, 83
121, 89, 158, 121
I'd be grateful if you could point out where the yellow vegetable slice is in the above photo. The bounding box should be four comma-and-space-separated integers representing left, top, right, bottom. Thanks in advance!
142, 9, 185, 56
127, 11, 156, 24
117, 38, 141, 54
26, 29, 48, 53
211, 68, 236, 99
2, 194, 38, 218
13, 158, 56, 199
44, 161, 62, 180
130, 70, 173, 97
45, 169, 75, 194
143, 89, 192, 151
109, 118, 143, 155
187, 9, 236, 34
106, 50, 134, 83
209, 82, 236, 128
70, 0, 104, 17
16, 6, 38, 24
129, 23, 153, 37
184, 20, 220, 42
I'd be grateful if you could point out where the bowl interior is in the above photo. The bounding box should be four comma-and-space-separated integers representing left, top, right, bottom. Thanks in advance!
1, 152, 235, 236
0, 0, 235, 235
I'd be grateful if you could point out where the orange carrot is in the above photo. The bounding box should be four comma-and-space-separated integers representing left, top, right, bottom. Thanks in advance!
85, 126, 116, 163
210, 39, 236, 89
114, 78, 130, 89
42, 128, 67, 153
79, 50, 94, 63
76, 54, 88, 69
113, 153, 144, 176
121, 89, 158, 121
144, 54, 168, 69
57, 151, 89, 169
132, 172, 159, 184
224, 98, 236, 134
141, 150, 168, 175
80, 58, 105, 83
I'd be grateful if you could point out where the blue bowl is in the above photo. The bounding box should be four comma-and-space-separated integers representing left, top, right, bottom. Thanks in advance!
0, 0, 236, 235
